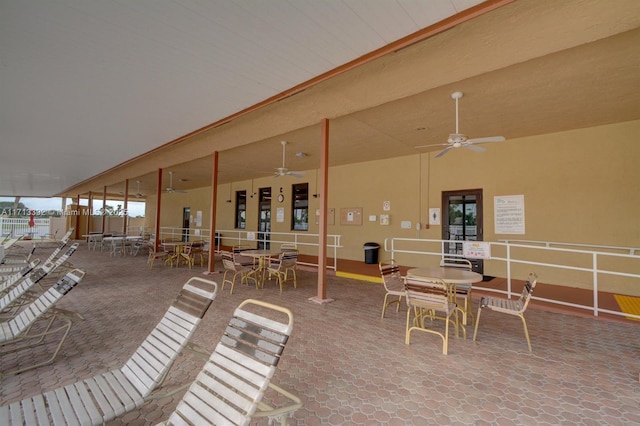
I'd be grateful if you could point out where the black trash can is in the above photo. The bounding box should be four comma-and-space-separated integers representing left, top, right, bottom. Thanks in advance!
363, 242, 380, 264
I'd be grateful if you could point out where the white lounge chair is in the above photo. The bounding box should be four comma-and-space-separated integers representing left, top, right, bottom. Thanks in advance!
0, 268, 86, 376
0, 243, 80, 315
0, 277, 219, 425
158, 299, 301, 426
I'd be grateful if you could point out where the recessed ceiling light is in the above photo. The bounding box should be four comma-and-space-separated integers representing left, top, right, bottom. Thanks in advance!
295, 152, 307, 158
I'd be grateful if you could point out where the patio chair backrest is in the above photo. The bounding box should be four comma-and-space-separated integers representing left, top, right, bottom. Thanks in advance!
440, 257, 472, 270
404, 276, 455, 314
379, 259, 404, 293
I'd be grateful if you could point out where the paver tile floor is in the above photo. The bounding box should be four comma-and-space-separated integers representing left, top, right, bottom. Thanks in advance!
1, 242, 638, 425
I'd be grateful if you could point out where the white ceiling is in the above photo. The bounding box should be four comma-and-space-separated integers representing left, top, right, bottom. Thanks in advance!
0, 0, 486, 197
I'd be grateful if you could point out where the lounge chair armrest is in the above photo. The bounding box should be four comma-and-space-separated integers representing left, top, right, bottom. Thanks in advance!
253, 382, 303, 424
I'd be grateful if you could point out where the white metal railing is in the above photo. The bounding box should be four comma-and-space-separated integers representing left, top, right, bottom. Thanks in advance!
0, 217, 51, 239
384, 237, 640, 320
159, 227, 343, 271
498, 239, 639, 256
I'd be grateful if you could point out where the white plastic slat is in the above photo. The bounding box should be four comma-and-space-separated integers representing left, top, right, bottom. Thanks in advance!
106, 370, 144, 411
164, 307, 199, 333
31, 394, 51, 426
196, 364, 261, 414
0, 323, 12, 341
146, 326, 183, 355
120, 354, 156, 393
137, 336, 172, 366
170, 398, 214, 426
85, 374, 128, 418
102, 370, 142, 416
206, 353, 265, 398
129, 345, 164, 380
82, 376, 118, 419
8, 402, 24, 425
234, 308, 291, 335
154, 321, 193, 347
53, 386, 87, 425
216, 343, 272, 377
166, 409, 192, 426
209, 357, 272, 405
0, 403, 12, 425
18, 398, 37, 426
43, 389, 74, 426
184, 385, 246, 425
183, 282, 216, 300
70, 381, 103, 425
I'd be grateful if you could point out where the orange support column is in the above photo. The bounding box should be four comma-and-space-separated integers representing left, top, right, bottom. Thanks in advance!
154, 169, 163, 252
310, 118, 333, 304
207, 152, 219, 274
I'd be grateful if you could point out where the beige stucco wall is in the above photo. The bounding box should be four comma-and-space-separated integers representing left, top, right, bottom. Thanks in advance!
144, 120, 640, 293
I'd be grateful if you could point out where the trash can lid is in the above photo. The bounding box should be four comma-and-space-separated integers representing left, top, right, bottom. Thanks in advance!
363, 242, 380, 248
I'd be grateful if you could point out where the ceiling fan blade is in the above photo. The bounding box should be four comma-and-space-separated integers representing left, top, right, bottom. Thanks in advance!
466, 136, 505, 144
288, 171, 304, 178
435, 147, 453, 158
414, 143, 448, 149
463, 144, 486, 152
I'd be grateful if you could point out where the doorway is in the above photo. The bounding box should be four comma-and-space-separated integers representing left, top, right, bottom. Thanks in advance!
442, 189, 483, 274
182, 207, 190, 242
257, 188, 271, 249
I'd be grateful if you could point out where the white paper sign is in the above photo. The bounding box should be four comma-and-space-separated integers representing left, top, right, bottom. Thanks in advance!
463, 241, 491, 259
494, 195, 525, 234
276, 207, 285, 223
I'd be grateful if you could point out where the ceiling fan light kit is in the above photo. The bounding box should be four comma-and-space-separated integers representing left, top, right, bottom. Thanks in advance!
415, 91, 505, 157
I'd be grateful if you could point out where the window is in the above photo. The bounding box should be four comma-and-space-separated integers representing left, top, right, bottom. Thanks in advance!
235, 190, 246, 229
291, 183, 308, 231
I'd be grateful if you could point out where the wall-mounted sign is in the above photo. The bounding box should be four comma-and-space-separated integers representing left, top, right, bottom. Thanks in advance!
383, 201, 391, 211
495, 195, 525, 234
463, 241, 491, 259
428, 208, 441, 225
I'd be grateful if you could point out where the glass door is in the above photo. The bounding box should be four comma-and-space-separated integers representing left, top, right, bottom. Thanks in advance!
442, 189, 483, 274
257, 187, 271, 249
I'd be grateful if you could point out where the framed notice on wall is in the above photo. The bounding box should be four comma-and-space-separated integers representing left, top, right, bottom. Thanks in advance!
340, 207, 363, 226
494, 195, 525, 234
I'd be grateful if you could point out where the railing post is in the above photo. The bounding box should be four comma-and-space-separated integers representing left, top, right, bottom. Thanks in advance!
506, 243, 512, 298
593, 252, 598, 317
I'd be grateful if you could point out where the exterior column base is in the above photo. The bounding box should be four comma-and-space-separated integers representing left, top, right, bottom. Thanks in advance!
308, 296, 335, 304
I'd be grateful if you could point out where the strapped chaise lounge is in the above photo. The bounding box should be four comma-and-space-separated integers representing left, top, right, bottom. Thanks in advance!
0, 276, 219, 425
0, 258, 40, 288
158, 299, 301, 426
0, 268, 86, 376
0, 243, 80, 315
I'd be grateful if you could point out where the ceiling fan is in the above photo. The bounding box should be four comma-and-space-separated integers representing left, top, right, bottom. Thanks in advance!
415, 91, 505, 158
274, 141, 304, 178
164, 171, 187, 193
134, 180, 145, 199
